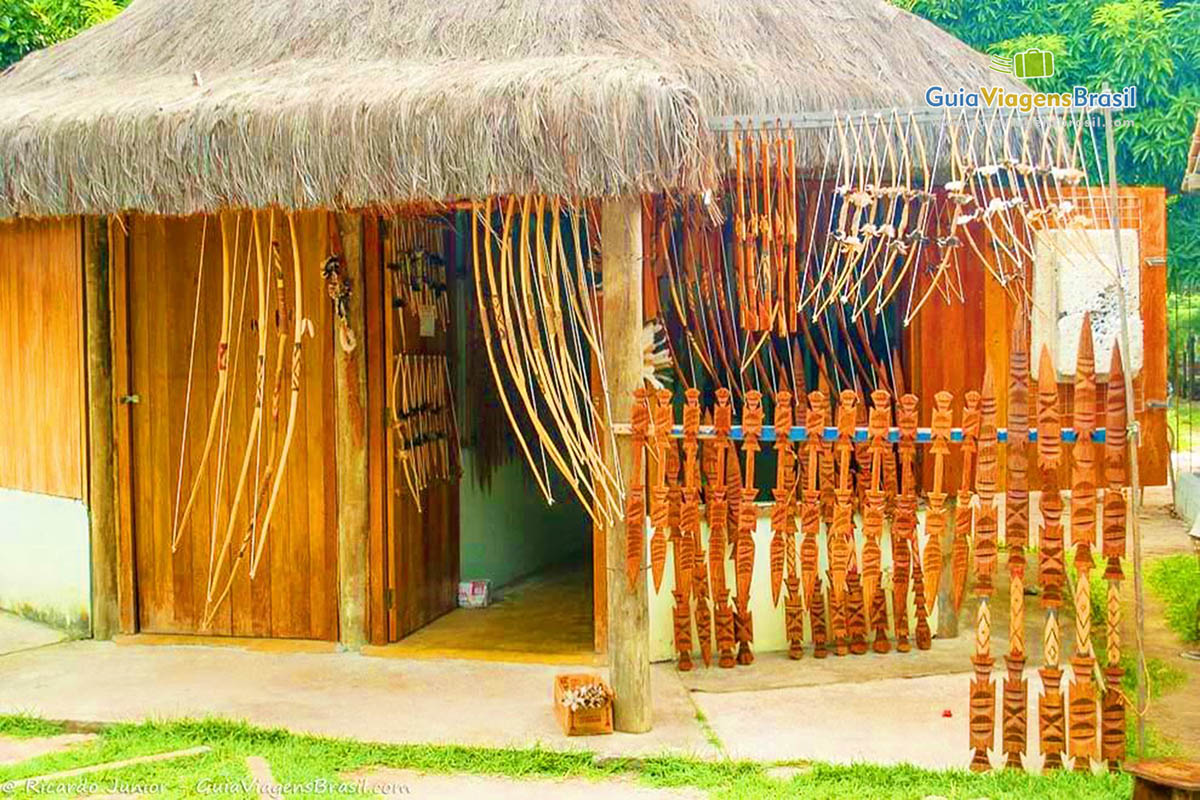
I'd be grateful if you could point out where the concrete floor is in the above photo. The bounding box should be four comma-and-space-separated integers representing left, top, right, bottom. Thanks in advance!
366, 562, 597, 664
0, 611, 66, 656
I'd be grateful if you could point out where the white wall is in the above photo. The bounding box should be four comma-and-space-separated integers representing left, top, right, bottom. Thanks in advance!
0, 488, 90, 634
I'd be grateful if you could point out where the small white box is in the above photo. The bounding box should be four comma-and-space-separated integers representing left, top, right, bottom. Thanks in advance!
458, 579, 491, 608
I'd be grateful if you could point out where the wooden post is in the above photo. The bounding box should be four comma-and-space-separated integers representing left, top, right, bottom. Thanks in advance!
602, 198, 651, 733
335, 212, 369, 649
83, 216, 119, 640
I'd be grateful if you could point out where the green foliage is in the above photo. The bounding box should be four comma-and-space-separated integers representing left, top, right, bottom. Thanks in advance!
0, 0, 127, 70
899, 0, 1200, 281
0, 715, 66, 739
1148, 553, 1200, 643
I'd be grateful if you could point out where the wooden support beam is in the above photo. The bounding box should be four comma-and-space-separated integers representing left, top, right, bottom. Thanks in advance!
602, 198, 651, 733
83, 216, 119, 640
335, 212, 370, 649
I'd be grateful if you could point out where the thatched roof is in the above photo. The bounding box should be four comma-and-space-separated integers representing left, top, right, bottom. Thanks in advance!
0, 0, 1027, 218
1185, 113, 1200, 193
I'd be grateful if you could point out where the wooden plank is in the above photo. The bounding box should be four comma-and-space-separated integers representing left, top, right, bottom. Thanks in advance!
601, 197, 651, 733
364, 214, 388, 646
335, 212, 370, 648
84, 216, 120, 640
1136, 187, 1168, 486
0, 219, 86, 499
109, 216, 138, 634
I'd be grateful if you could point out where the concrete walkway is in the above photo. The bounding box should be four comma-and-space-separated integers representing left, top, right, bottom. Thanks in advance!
0, 611, 66, 656
0, 636, 993, 769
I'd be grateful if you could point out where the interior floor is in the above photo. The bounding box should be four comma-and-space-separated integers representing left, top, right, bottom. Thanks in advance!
376, 559, 596, 663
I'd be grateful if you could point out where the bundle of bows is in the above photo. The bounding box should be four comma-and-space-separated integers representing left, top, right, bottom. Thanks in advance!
390, 354, 462, 510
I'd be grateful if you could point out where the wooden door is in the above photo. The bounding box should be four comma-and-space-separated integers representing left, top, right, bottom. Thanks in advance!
122, 212, 339, 639
381, 216, 460, 641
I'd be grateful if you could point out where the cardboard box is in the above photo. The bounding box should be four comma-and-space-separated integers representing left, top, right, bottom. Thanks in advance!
457, 579, 491, 608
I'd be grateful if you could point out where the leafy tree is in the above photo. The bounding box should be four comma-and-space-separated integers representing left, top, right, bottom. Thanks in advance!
897, 0, 1200, 281
0, 0, 126, 70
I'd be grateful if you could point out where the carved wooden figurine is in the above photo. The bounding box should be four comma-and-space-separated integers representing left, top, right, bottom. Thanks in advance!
952, 390, 981, 612
969, 366, 999, 772
650, 388, 674, 593
894, 393, 922, 652
679, 388, 704, 669
773, 392, 805, 659
1004, 318, 1030, 769
830, 390, 858, 656
862, 390, 890, 631
625, 388, 650, 588
710, 388, 736, 668
1101, 343, 1128, 770
735, 391, 764, 665
925, 390, 953, 615
1037, 345, 1065, 770
1069, 316, 1099, 771
805, 391, 829, 658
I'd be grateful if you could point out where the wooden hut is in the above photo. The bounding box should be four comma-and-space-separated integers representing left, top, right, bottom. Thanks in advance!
0, 0, 1168, 734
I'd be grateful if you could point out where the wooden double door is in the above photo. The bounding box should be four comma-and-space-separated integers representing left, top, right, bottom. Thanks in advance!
115, 211, 460, 642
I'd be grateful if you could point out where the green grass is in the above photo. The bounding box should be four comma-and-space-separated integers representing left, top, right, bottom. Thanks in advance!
0, 716, 1133, 800
1148, 554, 1200, 644
0, 715, 66, 739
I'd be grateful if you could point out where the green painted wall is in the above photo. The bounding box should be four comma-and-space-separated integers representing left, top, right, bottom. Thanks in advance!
458, 454, 589, 589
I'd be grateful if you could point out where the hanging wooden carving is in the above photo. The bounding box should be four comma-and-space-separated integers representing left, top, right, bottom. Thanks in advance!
626, 388, 650, 588
682, 389, 711, 669
1069, 315, 1099, 772
773, 392, 805, 659
711, 389, 736, 669
650, 388, 674, 593
771, 391, 796, 606
969, 366, 998, 772
829, 390, 858, 656
862, 390, 890, 632
894, 393, 921, 653
1003, 317, 1030, 769
924, 390, 953, 615
801, 391, 827, 606
1037, 345, 1066, 770
951, 390, 981, 612
1101, 343, 1128, 770
735, 391, 764, 666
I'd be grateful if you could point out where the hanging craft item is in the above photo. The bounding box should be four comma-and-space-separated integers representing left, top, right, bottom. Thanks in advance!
1069, 315, 1099, 772
862, 390, 890, 650
625, 389, 650, 588
387, 215, 449, 338
1037, 345, 1066, 771
650, 389, 674, 592
951, 390, 981, 612
773, 393, 806, 659
711, 389, 736, 668
924, 391, 953, 615
894, 393, 922, 653
472, 197, 622, 528
734, 391, 763, 666
389, 354, 462, 509
829, 390, 857, 656
969, 366, 998, 772
681, 389, 708, 669
804, 390, 829, 659
322, 214, 357, 353
1101, 343, 1128, 771
1003, 317, 1031, 770
770, 391, 795, 606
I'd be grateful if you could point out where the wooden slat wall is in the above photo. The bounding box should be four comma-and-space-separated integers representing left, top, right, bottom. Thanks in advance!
125, 212, 338, 639
0, 218, 86, 499
908, 186, 1169, 487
